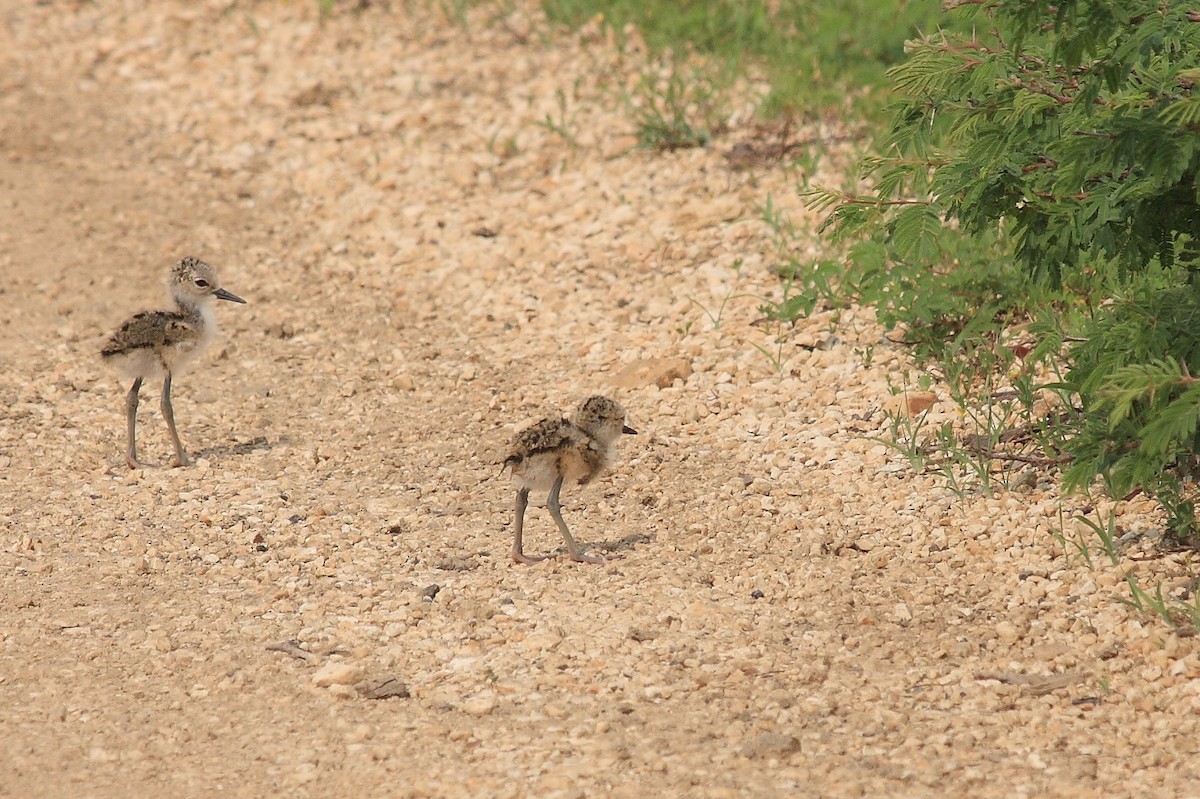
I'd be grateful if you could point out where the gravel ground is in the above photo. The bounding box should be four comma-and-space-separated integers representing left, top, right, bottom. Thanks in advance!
3, 2, 1200, 797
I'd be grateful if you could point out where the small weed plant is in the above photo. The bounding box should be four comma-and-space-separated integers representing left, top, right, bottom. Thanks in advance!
1121, 574, 1200, 632
626, 60, 728, 151
535, 88, 582, 148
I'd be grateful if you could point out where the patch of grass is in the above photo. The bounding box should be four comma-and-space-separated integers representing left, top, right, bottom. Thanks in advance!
485, 131, 520, 160
1056, 502, 1200, 634
315, 0, 375, 17
436, 0, 473, 26
689, 258, 746, 333
1122, 575, 1200, 635
541, 0, 958, 121
626, 60, 728, 151
864, 332, 1077, 499
534, 88, 582, 148
1070, 507, 1121, 568
872, 389, 937, 476
756, 193, 844, 319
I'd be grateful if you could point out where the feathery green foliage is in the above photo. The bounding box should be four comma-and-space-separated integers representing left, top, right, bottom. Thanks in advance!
811, 0, 1200, 540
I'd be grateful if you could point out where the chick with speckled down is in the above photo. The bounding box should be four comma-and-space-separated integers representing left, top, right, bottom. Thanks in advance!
101, 257, 246, 469
503, 396, 636, 564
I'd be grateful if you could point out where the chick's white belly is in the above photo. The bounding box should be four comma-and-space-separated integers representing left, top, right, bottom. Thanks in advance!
512, 450, 591, 491
107, 336, 210, 381
108, 348, 166, 381
160, 336, 209, 373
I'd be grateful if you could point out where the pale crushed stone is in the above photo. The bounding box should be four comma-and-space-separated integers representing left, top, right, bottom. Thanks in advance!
1, 1, 1199, 797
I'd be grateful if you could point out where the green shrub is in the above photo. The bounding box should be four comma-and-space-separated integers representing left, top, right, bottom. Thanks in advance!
812, 0, 1200, 540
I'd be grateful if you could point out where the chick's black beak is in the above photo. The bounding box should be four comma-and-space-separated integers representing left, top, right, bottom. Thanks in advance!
623, 425, 637, 435
214, 287, 247, 304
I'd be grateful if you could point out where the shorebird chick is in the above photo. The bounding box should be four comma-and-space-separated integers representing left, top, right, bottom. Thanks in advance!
504, 396, 636, 564
100, 256, 246, 469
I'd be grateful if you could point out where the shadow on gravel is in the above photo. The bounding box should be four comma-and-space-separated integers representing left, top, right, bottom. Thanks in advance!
195, 435, 271, 459
598, 532, 654, 555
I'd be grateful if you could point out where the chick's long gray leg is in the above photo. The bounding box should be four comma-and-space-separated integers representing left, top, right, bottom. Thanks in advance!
512, 487, 552, 564
547, 476, 608, 564
125, 376, 144, 469
161, 373, 191, 468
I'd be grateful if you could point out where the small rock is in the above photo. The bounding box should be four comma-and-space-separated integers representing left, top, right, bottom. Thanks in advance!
312, 662, 364, 688
521, 631, 562, 653
601, 133, 640, 159
346, 724, 375, 743
421, 584, 441, 600
794, 331, 834, 350
742, 732, 801, 759
852, 535, 878, 552
356, 676, 410, 700
996, 621, 1020, 644
365, 500, 396, 517
265, 321, 295, 339
748, 479, 772, 496
1010, 469, 1038, 491
884, 391, 937, 417
611, 357, 693, 389
328, 684, 357, 700
750, 589, 764, 599
292, 82, 339, 107
436, 557, 478, 572
462, 694, 498, 716
265, 639, 314, 661
88, 747, 115, 763
1032, 642, 1068, 661
293, 763, 318, 784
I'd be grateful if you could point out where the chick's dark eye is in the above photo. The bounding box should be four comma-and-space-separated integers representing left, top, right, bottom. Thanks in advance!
194, 279, 209, 288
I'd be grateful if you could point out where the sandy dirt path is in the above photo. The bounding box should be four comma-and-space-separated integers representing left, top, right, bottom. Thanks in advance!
2, 2, 1199, 797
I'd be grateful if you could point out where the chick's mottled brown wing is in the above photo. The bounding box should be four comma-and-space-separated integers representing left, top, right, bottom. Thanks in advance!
506, 417, 578, 464
101, 311, 196, 357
